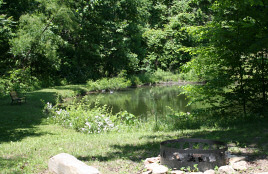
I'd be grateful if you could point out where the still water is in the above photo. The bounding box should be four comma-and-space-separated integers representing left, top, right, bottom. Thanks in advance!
85, 85, 191, 117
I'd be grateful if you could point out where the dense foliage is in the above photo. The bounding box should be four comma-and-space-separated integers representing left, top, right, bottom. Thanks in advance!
1, 0, 267, 119
0, 0, 206, 89
183, 0, 268, 119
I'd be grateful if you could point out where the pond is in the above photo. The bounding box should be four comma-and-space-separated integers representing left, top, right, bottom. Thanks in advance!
84, 85, 191, 118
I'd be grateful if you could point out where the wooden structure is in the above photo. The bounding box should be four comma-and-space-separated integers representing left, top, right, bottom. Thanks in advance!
10, 91, 26, 104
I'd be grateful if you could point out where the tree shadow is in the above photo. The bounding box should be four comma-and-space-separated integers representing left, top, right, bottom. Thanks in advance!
0, 156, 25, 174
77, 141, 162, 162
0, 91, 57, 143
77, 122, 268, 164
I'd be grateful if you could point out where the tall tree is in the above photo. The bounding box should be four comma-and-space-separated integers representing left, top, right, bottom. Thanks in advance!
184, 0, 268, 120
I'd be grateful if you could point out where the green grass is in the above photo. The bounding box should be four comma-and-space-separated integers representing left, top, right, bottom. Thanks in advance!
0, 87, 268, 173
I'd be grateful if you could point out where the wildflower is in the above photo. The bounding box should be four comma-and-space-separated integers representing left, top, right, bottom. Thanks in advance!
85, 122, 91, 129
108, 123, 114, 128
56, 109, 62, 115
47, 102, 52, 109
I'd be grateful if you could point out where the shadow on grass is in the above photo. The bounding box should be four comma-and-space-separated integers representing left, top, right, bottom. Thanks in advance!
78, 122, 268, 163
78, 141, 161, 162
0, 91, 57, 143
0, 156, 25, 174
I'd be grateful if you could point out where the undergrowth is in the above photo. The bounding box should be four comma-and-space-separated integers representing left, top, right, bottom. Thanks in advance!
44, 95, 200, 134
44, 97, 141, 134
87, 77, 131, 92
86, 69, 181, 93
128, 69, 180, 86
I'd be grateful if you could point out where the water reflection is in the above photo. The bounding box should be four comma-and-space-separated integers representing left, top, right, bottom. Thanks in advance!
84, 85, 191, 117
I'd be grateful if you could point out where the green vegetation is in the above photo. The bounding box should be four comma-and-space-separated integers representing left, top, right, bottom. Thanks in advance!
1, 0, 266, 117
0, 89, 267, 173
1, 0, 268, 173
0, 0, 205, 92
182, 0, 268, 119
87, 77, 131, 92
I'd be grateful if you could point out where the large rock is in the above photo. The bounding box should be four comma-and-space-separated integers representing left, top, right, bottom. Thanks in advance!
144, 157, 160, 166
48, 153, 100, 174
204, 169, 215, 174
218, 165, 235, 174
170, 170, 184, 174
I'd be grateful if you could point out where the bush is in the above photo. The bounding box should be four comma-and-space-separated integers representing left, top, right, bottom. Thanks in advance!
44, 97, 139, 134
87, 77, 131, 91
0, 68, 41, 96
128, 73, 156, 86
153, 69, 180, 82
44, 99, 116, 133
129, 69, 180, 86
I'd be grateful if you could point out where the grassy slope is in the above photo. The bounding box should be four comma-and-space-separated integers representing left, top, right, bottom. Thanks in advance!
0, 86, 267, 174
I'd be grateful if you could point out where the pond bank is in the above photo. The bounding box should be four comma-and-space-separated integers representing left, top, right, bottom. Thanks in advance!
57, 80, 202, 111
79, 80, 203, 96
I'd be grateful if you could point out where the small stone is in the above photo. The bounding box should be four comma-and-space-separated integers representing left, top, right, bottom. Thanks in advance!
232, 161, 248, 170
142, 171, 152, 174
204, 169, 215, 174
229, 156, 246, 165
147, 157, 160, 163
218, 165, 235, 174
170, 170, 184, 174
149, 164, 168, 174
144, 160, 151, 166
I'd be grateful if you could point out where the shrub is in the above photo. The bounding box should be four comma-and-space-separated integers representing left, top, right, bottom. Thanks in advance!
114, 111, 137, 125
129, 69, 180, 86
153, 69, 180, 82
45, 99, 116, 133
44, 97, 139, 134
87, 77, 131, 91
128, 73, 156, 86
0, 68, 41, 96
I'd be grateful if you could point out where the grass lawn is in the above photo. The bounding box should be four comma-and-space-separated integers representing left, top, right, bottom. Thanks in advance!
0, 87, 268, 173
